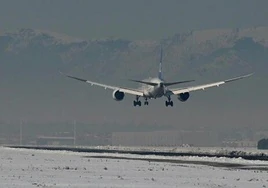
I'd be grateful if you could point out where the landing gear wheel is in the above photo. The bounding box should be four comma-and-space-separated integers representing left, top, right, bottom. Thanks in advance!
165, 101, 169, 107
165, 96, 174, 107
133, 101, 142, 106
133, 95, 141, 107
144, 98, 149, 106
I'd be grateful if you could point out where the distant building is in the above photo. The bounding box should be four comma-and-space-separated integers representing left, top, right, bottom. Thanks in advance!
112, 130, 219, 147
222, 140, 257, 147
37, 136, 74, 146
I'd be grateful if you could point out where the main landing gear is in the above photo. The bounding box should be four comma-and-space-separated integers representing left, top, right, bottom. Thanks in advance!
133, 96, 149, 106
133, 96, 141, 106
165, 96, 173, 107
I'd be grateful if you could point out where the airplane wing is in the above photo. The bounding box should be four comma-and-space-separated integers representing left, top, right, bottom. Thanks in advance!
60, 72, 144, 96
169, 73, 253, 95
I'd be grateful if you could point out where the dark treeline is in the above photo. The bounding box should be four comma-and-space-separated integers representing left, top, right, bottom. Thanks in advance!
258, 138, 268, 149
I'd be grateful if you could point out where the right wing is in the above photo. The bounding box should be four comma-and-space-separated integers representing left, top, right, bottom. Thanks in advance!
60, 72, 144, 96
170, 73, 253, 95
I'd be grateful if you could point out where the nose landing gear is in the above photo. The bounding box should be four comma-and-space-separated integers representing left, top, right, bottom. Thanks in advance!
144, 98, 149, 106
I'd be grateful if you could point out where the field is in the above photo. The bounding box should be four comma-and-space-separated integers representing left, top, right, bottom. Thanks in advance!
1, 147, 268, 187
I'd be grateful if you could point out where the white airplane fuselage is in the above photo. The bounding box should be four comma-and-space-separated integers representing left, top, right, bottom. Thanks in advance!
142, 78, 166, 98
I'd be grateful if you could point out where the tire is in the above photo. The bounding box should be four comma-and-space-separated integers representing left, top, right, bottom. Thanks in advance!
165, 101, 169, 107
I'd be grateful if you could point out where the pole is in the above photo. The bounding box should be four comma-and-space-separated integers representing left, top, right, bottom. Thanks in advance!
20, 120, 22, 145
73, 120, 76, 146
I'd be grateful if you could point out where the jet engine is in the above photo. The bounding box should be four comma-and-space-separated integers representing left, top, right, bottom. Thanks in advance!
112, 90, 125, 101
178, 92, 190, 102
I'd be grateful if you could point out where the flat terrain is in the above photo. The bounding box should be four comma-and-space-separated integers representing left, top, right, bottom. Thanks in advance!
1, 147, 268, 188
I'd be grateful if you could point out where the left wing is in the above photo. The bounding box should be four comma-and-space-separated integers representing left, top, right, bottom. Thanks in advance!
60, 72, 144, 96
169, 73, 253, 95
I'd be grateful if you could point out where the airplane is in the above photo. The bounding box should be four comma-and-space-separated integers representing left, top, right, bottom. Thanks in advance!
60, 48, 253, 107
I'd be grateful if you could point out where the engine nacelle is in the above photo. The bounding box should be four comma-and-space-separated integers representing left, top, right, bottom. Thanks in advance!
112, 90, 125, 101
178, 92, 190, 102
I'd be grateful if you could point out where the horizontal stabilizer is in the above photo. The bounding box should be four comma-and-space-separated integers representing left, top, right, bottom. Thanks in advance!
163, 80, 195, 86
129, 79, 194, 86
129, 79, 158, 86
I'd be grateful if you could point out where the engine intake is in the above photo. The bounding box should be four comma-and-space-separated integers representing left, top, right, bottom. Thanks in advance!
178, 92, 190, 102
113, 90, 125, 101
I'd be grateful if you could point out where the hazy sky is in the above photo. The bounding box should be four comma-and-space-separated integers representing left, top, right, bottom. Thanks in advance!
1, 0, 268, 40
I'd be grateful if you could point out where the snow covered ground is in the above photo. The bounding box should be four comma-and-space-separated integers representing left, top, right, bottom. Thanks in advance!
82, 145, 268, 157
0, 147, 268, 188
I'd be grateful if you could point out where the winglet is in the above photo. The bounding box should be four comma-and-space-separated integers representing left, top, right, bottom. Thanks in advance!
224, 73, 254, 83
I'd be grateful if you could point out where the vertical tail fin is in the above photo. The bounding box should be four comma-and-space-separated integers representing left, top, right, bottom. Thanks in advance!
158, 46, 163, 79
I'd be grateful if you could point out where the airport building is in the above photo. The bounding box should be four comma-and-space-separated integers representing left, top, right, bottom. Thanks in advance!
112, 130, 220, 147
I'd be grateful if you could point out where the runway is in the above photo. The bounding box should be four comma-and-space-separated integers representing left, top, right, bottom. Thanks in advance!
7, 145, 268, 161
1, 146, 268, 187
